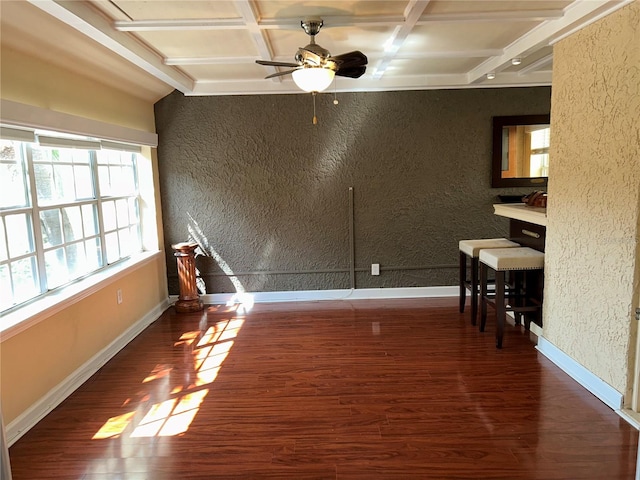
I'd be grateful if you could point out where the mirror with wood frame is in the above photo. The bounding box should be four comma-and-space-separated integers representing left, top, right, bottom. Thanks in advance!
491, 114, 551, 188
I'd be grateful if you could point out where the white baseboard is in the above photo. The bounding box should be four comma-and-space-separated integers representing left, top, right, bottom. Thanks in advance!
187, 285, 459, 306
6, 299, 170, 447
617, 409, 640, 431
504, 312, 543, 338
536, 337, 623, 411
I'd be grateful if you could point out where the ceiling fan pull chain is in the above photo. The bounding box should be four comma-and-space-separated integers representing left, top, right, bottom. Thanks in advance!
312, 92, 318, 125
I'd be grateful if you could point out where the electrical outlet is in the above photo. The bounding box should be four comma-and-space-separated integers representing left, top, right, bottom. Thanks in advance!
117, 289, 123, 304
372, 322, 381, 335
371, 263, 380, 276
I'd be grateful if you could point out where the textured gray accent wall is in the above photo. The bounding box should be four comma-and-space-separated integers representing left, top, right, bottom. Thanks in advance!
155, 87, 551, 295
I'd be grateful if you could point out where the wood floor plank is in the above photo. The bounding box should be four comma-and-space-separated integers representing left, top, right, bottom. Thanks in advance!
8, 298, 638, 479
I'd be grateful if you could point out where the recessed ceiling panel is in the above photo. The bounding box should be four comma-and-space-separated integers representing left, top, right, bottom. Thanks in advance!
404, 22, 540, 52
254, 1, 404, 20
389, 58, 484, 76
320, 25, 395, 53
110, 1, 240, 20
266, 25, 393, 59
136, 30, 258, 58
181, 63, 268, 82
423, 1, 572, 15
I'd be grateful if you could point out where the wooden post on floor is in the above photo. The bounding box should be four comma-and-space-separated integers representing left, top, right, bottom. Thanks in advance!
172, 242, 203, 313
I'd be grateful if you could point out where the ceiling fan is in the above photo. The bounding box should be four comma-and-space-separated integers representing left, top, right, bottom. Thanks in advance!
256, 18, 368, 94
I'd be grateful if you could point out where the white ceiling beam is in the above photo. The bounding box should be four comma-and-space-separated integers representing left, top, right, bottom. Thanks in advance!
164, 49, 503, 66
165, 56, 260, 66
258, 15, 405, 29
415, 10, 564, 24
116, 15, 406, 32
112, 10, 566, 32
189, 71, 550, 96
482, 70, 553, 86
27, 0, 194, 93
466, 0, 631, 85
234, 0, 279, 81
372, 0, 433, 80
547, 0, 634, 45
114, 18, 246, 31
518, 54, 554, 76
381, 49, 503, 60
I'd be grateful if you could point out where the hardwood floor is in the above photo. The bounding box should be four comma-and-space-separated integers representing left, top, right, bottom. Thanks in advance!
9, 297, 638, 479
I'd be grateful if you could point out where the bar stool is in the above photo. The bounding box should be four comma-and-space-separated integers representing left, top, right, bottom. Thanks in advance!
479, 247, 545, 348
459, 238, 520, 325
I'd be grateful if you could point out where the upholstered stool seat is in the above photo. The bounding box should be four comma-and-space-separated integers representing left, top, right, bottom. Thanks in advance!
459, 238, 520, 325
479, 247, 545, 348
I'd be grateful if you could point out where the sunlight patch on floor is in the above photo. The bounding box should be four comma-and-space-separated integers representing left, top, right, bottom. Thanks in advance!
92, 317, 244, 440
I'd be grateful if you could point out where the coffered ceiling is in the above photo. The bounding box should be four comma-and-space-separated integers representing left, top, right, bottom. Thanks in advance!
0, 0, 632, 101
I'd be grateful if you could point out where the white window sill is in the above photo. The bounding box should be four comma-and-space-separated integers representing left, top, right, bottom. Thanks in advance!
0, 251, 162, 342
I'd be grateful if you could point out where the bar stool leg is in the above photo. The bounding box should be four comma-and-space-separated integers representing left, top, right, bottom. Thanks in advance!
470, 257, 479, 326
512, 271, 522, 326
480, 262, 488, 332
459, 250, 467, 313
495, 270, 506, 349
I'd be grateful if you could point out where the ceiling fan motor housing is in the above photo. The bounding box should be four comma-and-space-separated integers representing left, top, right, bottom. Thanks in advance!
301, 18, 323, 36
297, 18, 332, 65
296, 44, 332, 65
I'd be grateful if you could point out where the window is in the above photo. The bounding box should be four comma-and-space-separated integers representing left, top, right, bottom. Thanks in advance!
0, 132, 142, 313
528, 126, 550, 178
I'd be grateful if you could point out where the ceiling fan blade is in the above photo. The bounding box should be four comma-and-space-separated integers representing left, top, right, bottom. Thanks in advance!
330, 51, 368, 69
256, 60, 299, 68
335, 65, 367, 79
264, 69, 299, 79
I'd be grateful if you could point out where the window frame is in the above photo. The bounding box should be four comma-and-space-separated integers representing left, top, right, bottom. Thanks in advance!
0, 134, 144, 315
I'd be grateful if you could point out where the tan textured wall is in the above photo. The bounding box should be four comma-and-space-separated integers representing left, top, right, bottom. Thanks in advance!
0, 49, 168, 424
545, 1, 640, 395
0, 259, 168, 423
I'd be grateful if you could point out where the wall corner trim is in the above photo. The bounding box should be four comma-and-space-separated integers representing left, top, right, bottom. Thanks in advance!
536, 337, 623, 411
5, 298, 171, 447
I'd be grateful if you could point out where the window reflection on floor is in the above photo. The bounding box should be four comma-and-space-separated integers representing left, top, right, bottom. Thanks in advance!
92, 314, 245, 440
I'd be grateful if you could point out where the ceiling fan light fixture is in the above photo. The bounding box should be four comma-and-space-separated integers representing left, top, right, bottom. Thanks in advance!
292, 67, 335, 92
